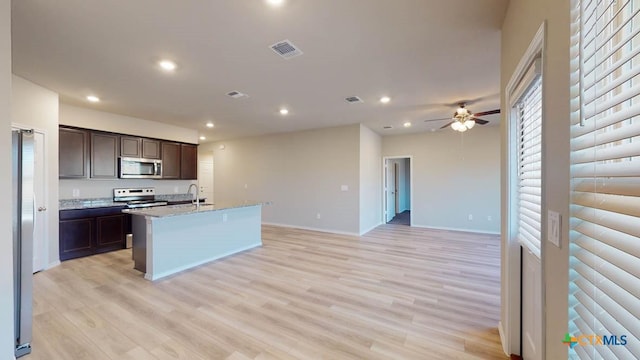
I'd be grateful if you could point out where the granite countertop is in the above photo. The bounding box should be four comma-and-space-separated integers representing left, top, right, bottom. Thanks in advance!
59, 194, 203, 210
59, 198, 120, 210
123, 201, 265, 218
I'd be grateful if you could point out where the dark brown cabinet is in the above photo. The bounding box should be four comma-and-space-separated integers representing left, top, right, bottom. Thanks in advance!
142, 138, 161, 159
161, 142, 181, 179
120, 136, 141, 157
120, 136, 161, 159
59, 127, 89, 178
60, 125, 197, 180
180, 144, 198, 179
59, 207, 130, 261
90, 132, 119, 178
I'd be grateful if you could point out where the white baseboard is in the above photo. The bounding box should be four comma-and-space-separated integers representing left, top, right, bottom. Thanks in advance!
262, 222, 360, 237
359, 222, 383, 235
498, 321, 509, 356
146, 243, 262, 281
411, 224, 500, 235
46, 260, 61, 270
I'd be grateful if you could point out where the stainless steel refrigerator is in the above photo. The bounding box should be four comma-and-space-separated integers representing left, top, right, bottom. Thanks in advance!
12, 129, 33, 358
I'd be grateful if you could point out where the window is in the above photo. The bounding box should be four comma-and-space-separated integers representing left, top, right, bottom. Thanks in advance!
570, 0, 640, 358
515, 62, 543, 258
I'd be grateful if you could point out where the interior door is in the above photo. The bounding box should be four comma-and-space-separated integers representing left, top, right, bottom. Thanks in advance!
198, 152, 214, 204
33, 131, 47, 273
385, 159, 396, 222
522, 248, 542, 360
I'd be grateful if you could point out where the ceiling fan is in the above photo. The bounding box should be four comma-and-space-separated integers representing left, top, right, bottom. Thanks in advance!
424, 103, 500, 132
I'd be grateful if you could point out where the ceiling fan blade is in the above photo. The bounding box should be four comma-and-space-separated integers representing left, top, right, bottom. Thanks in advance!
440, 121, 454, 129
473, 109, 500, 117
473, 118, 489, 125
424, 117, 452, 123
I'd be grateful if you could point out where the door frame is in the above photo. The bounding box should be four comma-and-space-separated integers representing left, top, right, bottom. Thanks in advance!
502, 22, 546, 357
12, 124, 49, 272
382, 156, 413, 226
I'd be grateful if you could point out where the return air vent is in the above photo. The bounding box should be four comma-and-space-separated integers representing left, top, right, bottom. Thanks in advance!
345, 96, 363, 104
270, 39, 303, 59
227, 91, 248, 99
383, 125, 393, 130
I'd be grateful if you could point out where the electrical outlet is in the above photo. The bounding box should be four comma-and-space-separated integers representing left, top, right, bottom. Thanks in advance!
244, 183, 248, 189
341, 185, 349, 191
222, 213, 228, 222
316, 213, 321, 219
72, 189, 80, 198
487, 215, 492, 221
468, 214, 473, 221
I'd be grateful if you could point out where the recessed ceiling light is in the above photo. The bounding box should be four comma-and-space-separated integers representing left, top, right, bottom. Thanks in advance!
266, 0, 284, 6
199, 136, 206, 140
206, 122, 214, 128
280, 108, 289, 115
86, 95, 100, 103
158, 60, 177, 72
403, 122, 412, 128
380, 96, 391, 104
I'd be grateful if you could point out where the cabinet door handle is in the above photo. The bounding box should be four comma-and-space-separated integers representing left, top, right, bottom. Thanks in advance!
38, 206, 47, 212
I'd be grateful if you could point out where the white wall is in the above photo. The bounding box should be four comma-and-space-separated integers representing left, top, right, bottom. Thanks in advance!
382, 126, 500, 234
201, 124, 361, 234
501, 2, 570, 359
58, 104, 199, 199
1, 1, 14, 358
60, 104, 199, 144
12, 75, 60, 268
358, 124, 382, 234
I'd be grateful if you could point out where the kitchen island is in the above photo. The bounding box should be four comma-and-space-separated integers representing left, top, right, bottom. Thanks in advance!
124, 201, 262, 281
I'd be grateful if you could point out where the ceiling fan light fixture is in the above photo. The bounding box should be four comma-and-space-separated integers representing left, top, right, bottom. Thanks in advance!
451, 121, 462, 131
464, 119, 476, 129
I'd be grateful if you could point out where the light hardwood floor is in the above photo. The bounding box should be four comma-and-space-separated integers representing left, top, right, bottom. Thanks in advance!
29, 224, 506, 360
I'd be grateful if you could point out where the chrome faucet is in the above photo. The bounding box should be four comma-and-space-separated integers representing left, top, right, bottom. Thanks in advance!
187, 183, 200, 207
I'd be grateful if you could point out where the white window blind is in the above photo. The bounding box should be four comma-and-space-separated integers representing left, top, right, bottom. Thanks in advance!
516, 73, 543, 258
570, 0, 640, 358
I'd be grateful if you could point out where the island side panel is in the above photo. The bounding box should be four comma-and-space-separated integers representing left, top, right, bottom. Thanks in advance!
147, 205, 262, 280
131, 214, 148, 273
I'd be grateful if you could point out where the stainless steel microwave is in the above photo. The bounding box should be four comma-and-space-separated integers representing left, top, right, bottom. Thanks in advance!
119, 157, 162, 179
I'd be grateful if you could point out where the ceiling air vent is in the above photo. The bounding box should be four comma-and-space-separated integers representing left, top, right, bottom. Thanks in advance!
345, 96, 363, 104
270, 39, 303, 59
383, 126, 393, 130
227, 91, 248, 99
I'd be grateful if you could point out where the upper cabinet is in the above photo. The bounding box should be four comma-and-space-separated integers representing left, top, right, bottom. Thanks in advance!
142, 139, 161, 159
161, 142, 181, 179
120, 136, 141, 158
180, 144, 198, 180
59, 126, 197, 180
120, 136, 161, 159
59, 127, 89, 178
90, 132, 119, 179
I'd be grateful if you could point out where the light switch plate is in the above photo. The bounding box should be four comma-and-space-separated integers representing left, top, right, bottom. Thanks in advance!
548, 210, 561, 248
341, 185, 349, 191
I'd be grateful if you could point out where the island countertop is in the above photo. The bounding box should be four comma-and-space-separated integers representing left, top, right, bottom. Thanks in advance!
123, 201, 264, 218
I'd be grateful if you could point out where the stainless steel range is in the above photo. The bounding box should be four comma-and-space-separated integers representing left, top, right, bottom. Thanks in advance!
113, 188, 168, 208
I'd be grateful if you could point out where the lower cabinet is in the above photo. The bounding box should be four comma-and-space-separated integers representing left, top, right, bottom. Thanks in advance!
59, 207, 131, 261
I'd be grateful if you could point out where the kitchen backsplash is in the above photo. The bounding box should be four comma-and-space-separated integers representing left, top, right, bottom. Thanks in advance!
59, 179, 197, 199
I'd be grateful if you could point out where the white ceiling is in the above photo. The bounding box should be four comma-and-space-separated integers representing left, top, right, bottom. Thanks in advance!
11, 0, 509, 142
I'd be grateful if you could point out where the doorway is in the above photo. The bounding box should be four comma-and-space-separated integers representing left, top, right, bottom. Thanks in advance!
198, 150, 214, 204
383, 157, 412, 226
